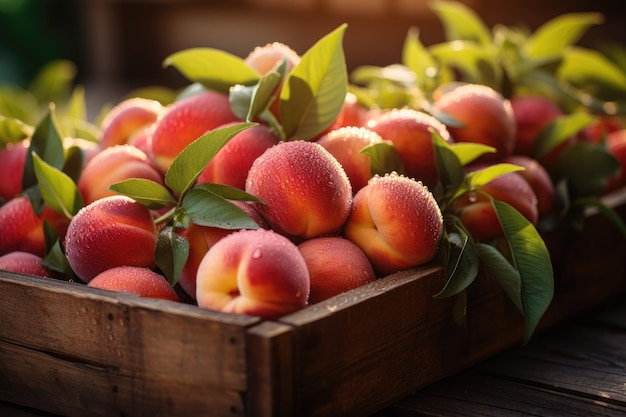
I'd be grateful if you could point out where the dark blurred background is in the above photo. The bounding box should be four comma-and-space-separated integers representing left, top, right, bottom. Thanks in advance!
1, 0, 624, 108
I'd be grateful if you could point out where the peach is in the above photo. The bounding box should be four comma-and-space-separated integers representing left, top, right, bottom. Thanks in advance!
64, 195, 158, 283
245, 140, 353, 240
581, 115, 623, 144
244, 41, 301, 75
99, 97, 164, 149
503, 155, 556, 217
0, 196, 69, 257
316, 126, 386, 194
433, 83, 516, 163
335, 91, 369, 129
196, 228, 310, 319
88, 266, 179, 302
604, 129, 626, 193
454, 167, 539, 242
367, 108, 453, 189
510, 95, 563, 156
298, 236, 377, 304
149, 90, 240, 173
244, 42, 301, 124
196, 123, 280, 190
0, 251, 52, 278
77, 144, 165, 205
343, 172, 443, 276
177, 201, 269, 300
0, 139, 28, 203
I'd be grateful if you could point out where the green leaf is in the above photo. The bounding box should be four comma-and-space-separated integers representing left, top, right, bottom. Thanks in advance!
450, 142, 496, 166
163, 48, 260, 94
109, 178, 178, 210
229, 63, 284, 122
360, 141, 405, 177
493, 199, 554, 345
577, 197, 626, 240
430, 0, 492, 46
552, 141, 620, 197
42, 237, 76, 280
280, 24, 348, 140
28, 60, 77, 107
466, 163, 525, 189
435, 224, 479, 298
32, 153, 83, 219
0, 85, 39, 124
182, 186, 261, 230
155, 225, 190, 287
523, 13, 603, 61
402, 27, 439, 92
193, 183, 263, 203
558, 47, 626, 100
429, 41, 500, 87
165, 122, 256, 196
476, 242, 523, 312
23, 106, 66, 191
0, 115, 33, 146
432, 127, 465, 204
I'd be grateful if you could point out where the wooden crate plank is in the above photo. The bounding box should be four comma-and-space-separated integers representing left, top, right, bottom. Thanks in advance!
0, 339, 247, 417
246, 321, 296, 417
274, 265, 527, 417
0, 272, 260, 393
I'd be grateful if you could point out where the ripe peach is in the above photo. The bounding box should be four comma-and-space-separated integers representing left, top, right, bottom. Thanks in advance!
0, 251, 52, 278
581, 115, 623, 144
177, 201, 270, 300
510, 95, 563, 156
196, 228, 310, 319
433, 83, 516, 163
149, 90, 240, 173
604, 129, 626, 193
0, 139, 28, 203
503, 155, 556, 217
196, 123, 280, 190
245, 140, 353, 240
298, 236, 377, 303
244, 41, 301, 75
343, 172, 443, 276
88, 266, 179, 302
454, 167, 539, 242
99, 97, 164, 149
77, 144, 165, 205
0, 196, 70, 257
367, 108, 452, 189
335, 92, 369, 129
316, 126, 386, 194
64, 195, 158, 283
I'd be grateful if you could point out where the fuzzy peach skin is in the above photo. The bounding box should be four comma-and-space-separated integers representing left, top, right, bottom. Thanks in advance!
343, 172, 443, 276
77, 144, 165, 205
317, 126, 387, 194
196, 228, 310, 319
245, 140, 353, 240
0, 196, 70, 257
149, 90, 240, 174
0, 139, 28, 203
510, 95, 563, 156
88, 266, 179, 302
433, 83, 516, 163
298, 236, 377, 304
177, 200, 270, 300
0, 251, 52, 278
196, 122, 280, 190
367, 108, 453, 189
503, 155, 556, 217
453, 169, 539, 242
99, 97, 164, 149
64, 195, 158, 283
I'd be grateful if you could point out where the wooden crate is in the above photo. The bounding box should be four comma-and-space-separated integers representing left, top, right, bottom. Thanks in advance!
1, 201, 625, 417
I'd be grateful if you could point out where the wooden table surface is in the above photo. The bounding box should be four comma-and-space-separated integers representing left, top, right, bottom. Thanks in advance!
2, 298, 625, 417
376, 297, 626, 417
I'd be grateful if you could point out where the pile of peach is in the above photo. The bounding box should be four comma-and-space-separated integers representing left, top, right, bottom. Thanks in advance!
1, 37, 625, 320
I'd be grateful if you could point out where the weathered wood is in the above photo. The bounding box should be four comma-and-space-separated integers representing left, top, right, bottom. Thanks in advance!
0, 272, 260, 416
